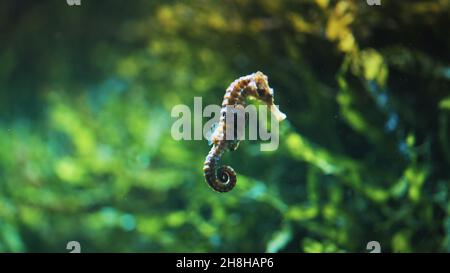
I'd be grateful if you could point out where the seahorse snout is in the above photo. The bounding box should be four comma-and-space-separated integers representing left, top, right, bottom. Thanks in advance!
270, 104, 287, 121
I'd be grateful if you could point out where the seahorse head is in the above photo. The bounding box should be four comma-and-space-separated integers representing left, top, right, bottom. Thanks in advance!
251, 71, 287, 121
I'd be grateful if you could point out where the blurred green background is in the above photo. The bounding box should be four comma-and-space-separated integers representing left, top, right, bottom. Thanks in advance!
0, 0, 449, 252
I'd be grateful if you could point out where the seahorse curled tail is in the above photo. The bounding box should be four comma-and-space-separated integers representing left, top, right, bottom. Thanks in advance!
203, 145, 237, 192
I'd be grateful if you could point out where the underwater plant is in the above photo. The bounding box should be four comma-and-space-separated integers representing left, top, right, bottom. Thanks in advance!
203, 72, 286, 192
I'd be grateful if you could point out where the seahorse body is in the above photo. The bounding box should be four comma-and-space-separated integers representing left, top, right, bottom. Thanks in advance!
203, 71, 286, 193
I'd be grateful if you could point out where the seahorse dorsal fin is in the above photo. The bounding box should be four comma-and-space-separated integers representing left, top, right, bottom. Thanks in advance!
206, 122, 219, 145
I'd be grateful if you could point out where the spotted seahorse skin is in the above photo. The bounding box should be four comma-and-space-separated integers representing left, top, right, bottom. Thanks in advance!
203, 71, 286, 193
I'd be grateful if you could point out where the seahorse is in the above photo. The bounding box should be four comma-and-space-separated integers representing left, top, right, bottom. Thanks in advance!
203, 71, 286, 192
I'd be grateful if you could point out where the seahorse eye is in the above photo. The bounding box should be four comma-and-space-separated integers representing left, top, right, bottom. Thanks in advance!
257, 88, 265, 97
